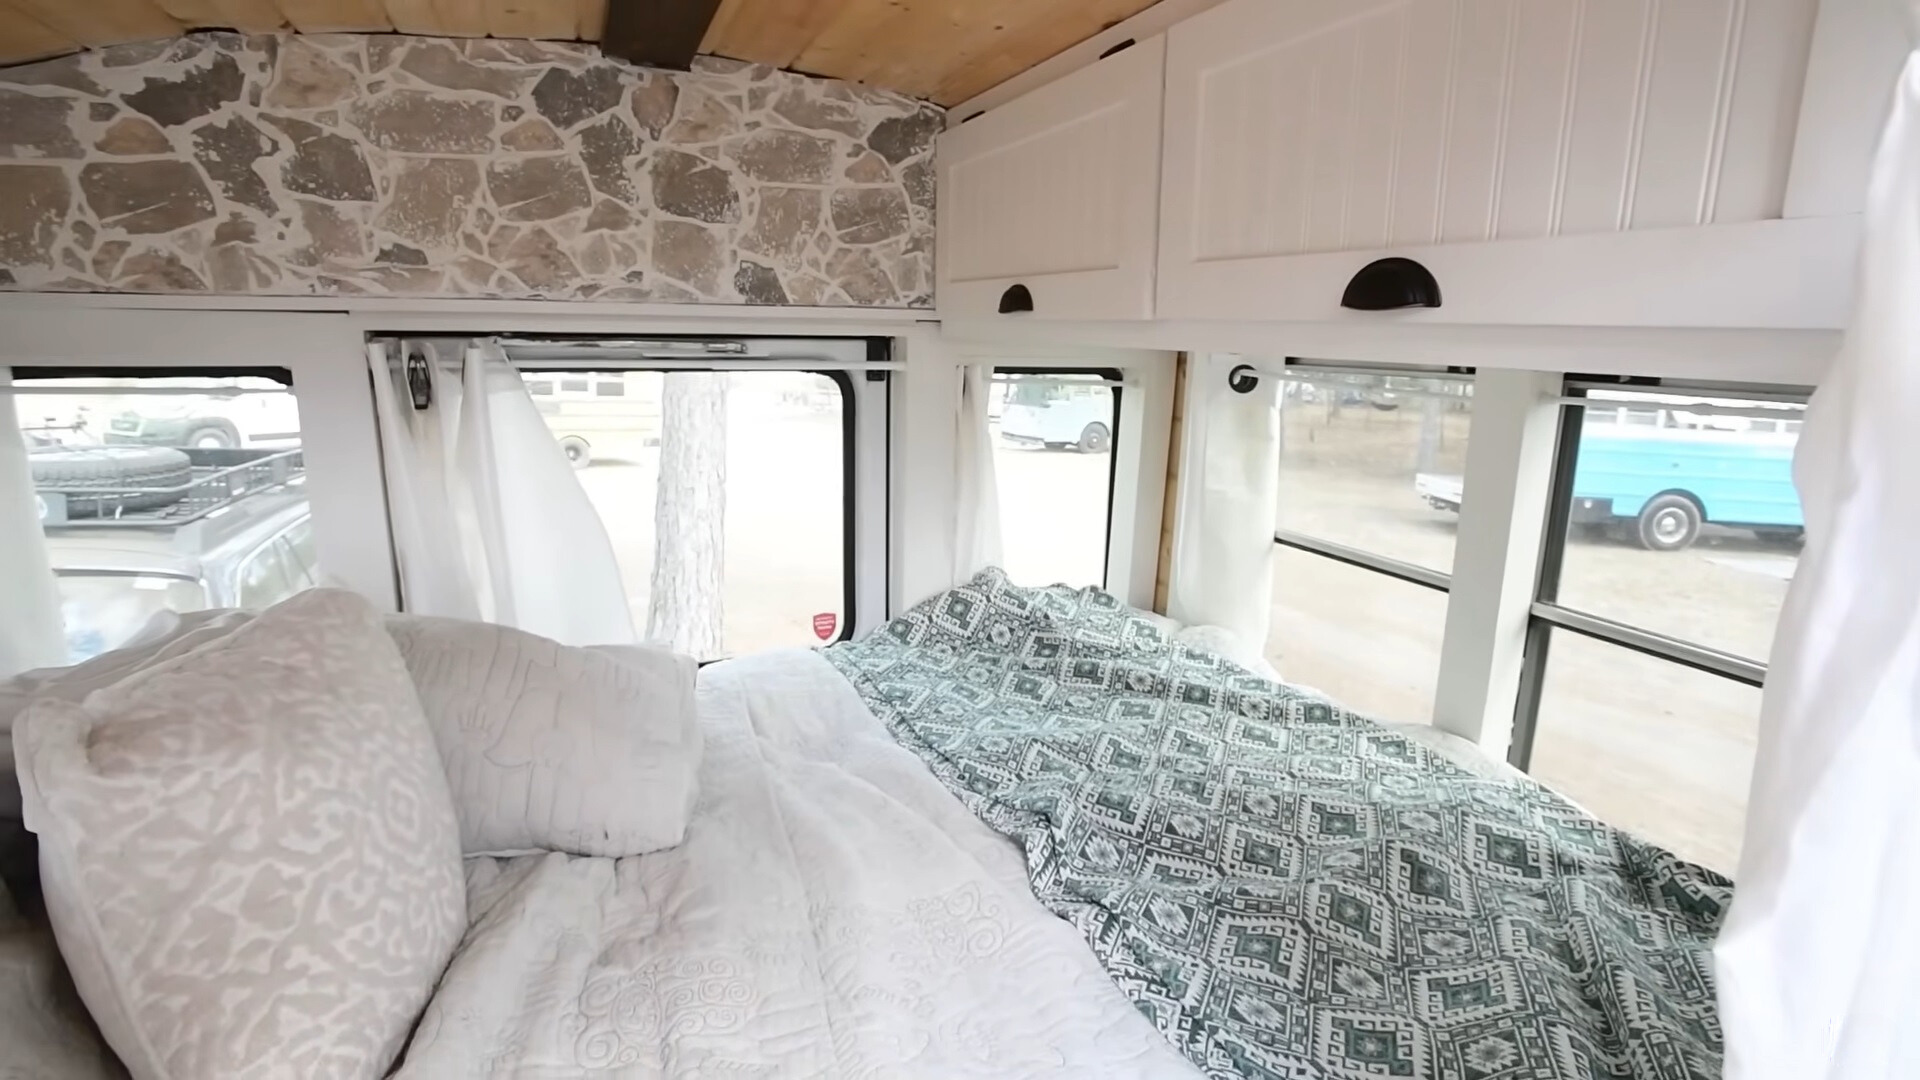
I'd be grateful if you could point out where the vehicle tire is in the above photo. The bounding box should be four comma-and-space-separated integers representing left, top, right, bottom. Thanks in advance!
1635, 493, 1703, 552
183, 422, 240, 449
28, 446, 192, 516
559, 436, 591, 469
1077, 422, 1112, 454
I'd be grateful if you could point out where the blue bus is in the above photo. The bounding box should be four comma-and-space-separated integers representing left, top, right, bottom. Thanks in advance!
1416, 406, 1803, 552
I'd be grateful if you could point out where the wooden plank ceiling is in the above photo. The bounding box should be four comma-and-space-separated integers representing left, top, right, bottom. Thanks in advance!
0, 0, 1163, 105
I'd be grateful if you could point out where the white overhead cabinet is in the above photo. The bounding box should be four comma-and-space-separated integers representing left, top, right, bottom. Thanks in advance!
1155, 0, 1853, 328
936, 36, 1166, 321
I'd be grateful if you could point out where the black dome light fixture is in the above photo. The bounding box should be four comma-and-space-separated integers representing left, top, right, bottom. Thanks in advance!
1341, 257, 1442, 311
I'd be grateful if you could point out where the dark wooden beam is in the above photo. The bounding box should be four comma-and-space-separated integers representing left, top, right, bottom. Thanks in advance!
601, 0, 726, 71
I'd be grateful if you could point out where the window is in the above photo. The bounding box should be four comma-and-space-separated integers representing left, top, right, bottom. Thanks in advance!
560, 378, 591, 395
1554, 389, 1803, 663
10, 370, 311, 662
991, 369, 1120, 589
521, 368, 847, 660
1513, 383, 1807, 875
1275, 369, 1474, 574
1264, 366, 1474, 721
526, 379, 554, 396
1266, 545, 1450, 721
1527, 632, 1761, 873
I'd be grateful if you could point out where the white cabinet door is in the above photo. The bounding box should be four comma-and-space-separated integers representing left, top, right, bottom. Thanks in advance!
937, 36, 1165, 321
1158, 0, 1833, 327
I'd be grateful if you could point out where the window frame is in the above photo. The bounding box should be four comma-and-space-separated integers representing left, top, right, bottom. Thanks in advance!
494, 335, 890, 651
8, 365, 326, 657
1261, 360, 1475, 722
991, 365, 1125, 589
1268, 358, 1477, 593
1506, 377, 1809, 770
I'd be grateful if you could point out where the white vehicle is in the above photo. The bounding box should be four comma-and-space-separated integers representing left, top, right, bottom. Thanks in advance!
997, 378, 1113, 453
103, 384, 302, 450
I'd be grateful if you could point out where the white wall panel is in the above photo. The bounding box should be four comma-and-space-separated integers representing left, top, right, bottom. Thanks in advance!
1496, 0, 1581, 241
1556, 0, 1653, 236
1630, 0, 1743, 230
937, 36, 1165, 321
1185, 0, 1818, 253
1160, 0, 1822, 324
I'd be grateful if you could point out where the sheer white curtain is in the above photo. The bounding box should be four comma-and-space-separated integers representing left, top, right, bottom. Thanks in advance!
0, 367, 66, 677
368, 340, 637, 647
952, 363, 1004, 581
1715, 22, 1920, 1080
1169, 357, 1280, 645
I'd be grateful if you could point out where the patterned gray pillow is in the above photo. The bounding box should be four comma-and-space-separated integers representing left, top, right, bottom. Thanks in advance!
11, 589, 466, 1080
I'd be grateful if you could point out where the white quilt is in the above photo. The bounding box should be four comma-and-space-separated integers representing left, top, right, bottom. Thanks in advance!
395, 650, 1201, 1079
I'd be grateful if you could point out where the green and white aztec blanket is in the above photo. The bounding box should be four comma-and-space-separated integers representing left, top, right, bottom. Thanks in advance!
825, 571, 1733, 1080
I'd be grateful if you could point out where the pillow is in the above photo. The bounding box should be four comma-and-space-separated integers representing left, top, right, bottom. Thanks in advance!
384, 615, 701, 858
11, 589, 465, 1080
0, 609, 255, 822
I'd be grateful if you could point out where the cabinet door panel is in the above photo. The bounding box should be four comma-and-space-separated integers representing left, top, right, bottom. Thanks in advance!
938, 36, 1165, 321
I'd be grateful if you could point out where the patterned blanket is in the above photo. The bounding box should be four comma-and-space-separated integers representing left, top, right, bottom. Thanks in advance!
825, 571, 1733, 1080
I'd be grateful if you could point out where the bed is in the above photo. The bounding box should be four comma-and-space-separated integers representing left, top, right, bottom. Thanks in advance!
2, 576, 1729, 1080
393, 647, 1200, 1078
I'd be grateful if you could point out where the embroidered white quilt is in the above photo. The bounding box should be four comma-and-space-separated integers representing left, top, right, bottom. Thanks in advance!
395, 649, 1201, 1079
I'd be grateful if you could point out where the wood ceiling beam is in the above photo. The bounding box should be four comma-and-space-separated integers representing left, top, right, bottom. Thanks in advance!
601, 0, 721, 70
700, 0, 842, 68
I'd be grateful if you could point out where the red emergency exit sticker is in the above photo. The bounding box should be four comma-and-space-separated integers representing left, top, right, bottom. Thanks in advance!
813, 613, 838, 641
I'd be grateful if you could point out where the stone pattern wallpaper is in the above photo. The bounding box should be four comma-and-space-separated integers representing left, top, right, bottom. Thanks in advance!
0, 33, 941, 307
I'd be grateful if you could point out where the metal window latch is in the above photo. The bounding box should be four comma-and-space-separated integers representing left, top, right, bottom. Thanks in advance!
406, 351, 432, 411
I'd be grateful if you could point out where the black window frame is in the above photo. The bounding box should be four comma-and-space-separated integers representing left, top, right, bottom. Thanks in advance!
991, 365, 1124, 589
1507, 377, 1809, 770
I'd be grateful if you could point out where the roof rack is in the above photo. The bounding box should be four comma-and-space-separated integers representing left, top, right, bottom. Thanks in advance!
37, 448, 306, 529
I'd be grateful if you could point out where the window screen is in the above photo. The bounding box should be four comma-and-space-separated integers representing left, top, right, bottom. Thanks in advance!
523, 368, 847, 660
10, 372, 312, 662
991, 369, 1119, 589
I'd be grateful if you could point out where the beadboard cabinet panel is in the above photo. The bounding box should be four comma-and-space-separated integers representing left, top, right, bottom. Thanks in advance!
937, 36, 1166, 320
1158, 0, 1820, 323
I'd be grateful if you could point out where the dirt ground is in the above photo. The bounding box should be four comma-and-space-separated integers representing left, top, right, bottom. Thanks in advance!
567, 387, 1782, 876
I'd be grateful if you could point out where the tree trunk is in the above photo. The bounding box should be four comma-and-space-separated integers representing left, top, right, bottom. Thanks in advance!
1416, 393, 1444, 473
646, 372, 727, 657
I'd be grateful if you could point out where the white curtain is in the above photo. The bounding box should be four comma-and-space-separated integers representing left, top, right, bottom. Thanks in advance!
952, 364, 1004, 581
368, 340, 637, 647
1169, 358, 1280, 645
1715, 24, 1920, 1080
0, 367, 67, 676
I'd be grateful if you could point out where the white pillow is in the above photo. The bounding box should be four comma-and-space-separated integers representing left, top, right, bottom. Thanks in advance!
11, 590, 465, 1080
384, 615, 702, 858
0, 610, 255, 822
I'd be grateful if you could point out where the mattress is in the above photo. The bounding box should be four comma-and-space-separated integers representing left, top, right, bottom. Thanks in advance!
395, 649, 1201, 1078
